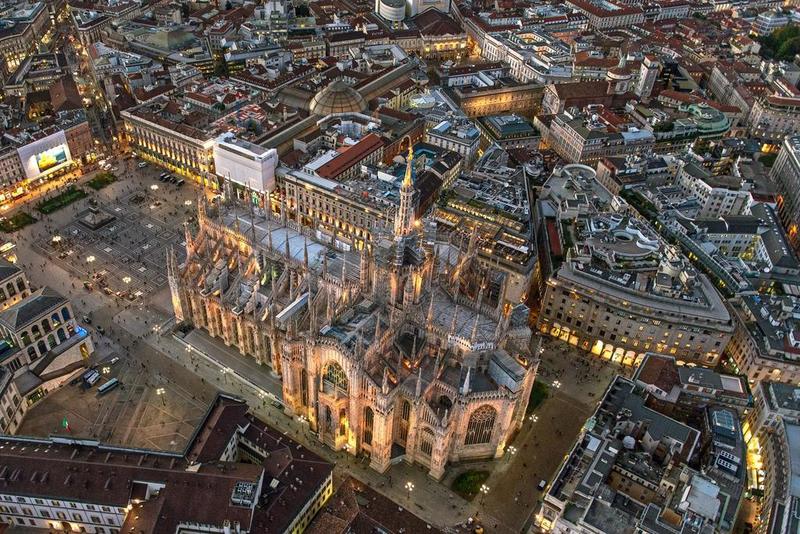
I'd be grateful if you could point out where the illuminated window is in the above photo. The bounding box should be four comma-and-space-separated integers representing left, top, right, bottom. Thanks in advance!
465, 405, 496, 445
363, 407, 373, 445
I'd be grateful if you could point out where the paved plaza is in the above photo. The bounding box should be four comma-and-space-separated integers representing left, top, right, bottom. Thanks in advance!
32, 188, 190, 300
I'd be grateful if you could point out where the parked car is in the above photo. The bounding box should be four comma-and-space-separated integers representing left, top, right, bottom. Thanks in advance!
96, 325, 105, 334
138, 162, 147, 168
81, 315, 92, 324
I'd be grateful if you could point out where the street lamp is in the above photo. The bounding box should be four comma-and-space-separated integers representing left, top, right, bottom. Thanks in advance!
51, 235, 62, 244
405, 481, 414, 504
122, 276, 131, 284
101, 366, 110, 375
220, 367, 230, 383
150, 184, 159, 191
479, 484, 490, 505
507, 445, 517, 457
86, 255, 95, 263
156, 387, 165, 406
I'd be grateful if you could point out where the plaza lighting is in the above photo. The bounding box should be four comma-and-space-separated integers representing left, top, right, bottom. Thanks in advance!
480, 484, 490, 504
122, 276, 131, 284
101, 366, 110, 375
52, 235, 62, 243
184, 200, 193, 206
156, 387, 165, 406
86, 256, 95, 263
405, 481, 414, 503
150, 184, 159, 191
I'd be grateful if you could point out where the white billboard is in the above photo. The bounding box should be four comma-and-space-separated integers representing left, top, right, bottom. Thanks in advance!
17, 130, 73, 180
213, 133, 277, 193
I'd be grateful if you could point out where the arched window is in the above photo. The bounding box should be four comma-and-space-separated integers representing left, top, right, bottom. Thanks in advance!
300, 369, 308, 407
6, 283, 14, 297
42, 318, 51, 333
363, 407, 374, 445
27, 346, 37, 361
31, 325, 41, 340
57, 328, 67, 343
36, 340, 47, 357
323, 362, 348, 393
324, 406, 333, 431
418, 427, 435, 456
20, 332, 31, 346
61, 307, 71, 322
399, 400, 411, 442
0, 288, 6, 301
465, 405, 497, 445
46, 334, 56, 348
16, 279, 24, 293
339, 408, 347, 436
51, 313, 60, 327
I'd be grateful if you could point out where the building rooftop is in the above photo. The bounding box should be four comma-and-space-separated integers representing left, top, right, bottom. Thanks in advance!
309, 80, 368, 116
0, 287, 67, 331
0, 393, 333, 534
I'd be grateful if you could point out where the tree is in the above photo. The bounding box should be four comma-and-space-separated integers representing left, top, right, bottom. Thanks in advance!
214, 55, 229, 77
758, 24, 800, 60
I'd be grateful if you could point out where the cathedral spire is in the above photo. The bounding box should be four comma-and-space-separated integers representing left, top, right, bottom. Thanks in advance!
467, 224, 478, 256
415, 366, 422, 398
471, 286, 485, 343
184, 222, 194, 258
449, 304, 459, 338
461, 366, 471, 395
382, 366, 389, 394
393, 146, 416, 238
359, 246, 369, 290
307, 285, 316, 334
426, 293, 435, 325
303, 238, 309, 269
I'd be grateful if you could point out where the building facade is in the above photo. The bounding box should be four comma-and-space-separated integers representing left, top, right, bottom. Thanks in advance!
122, 106, 217, 189
772, 136, 800, 253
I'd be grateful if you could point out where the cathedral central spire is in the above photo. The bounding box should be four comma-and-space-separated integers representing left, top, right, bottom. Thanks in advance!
393, 145, 416, 239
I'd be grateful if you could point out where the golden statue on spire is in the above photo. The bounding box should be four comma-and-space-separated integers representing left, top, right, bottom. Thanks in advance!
402, 145, 414, 188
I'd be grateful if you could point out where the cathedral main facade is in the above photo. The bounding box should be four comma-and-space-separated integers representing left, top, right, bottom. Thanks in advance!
168, 152, 538, 479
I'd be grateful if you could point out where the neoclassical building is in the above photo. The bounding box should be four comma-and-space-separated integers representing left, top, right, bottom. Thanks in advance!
169, 150, 537, 479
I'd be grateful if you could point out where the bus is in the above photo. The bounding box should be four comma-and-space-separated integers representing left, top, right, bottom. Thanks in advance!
97, 378, 120, 396
84, 370, 100, 387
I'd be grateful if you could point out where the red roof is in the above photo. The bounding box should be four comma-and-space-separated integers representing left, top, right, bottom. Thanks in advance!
316, 133, 384, 179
